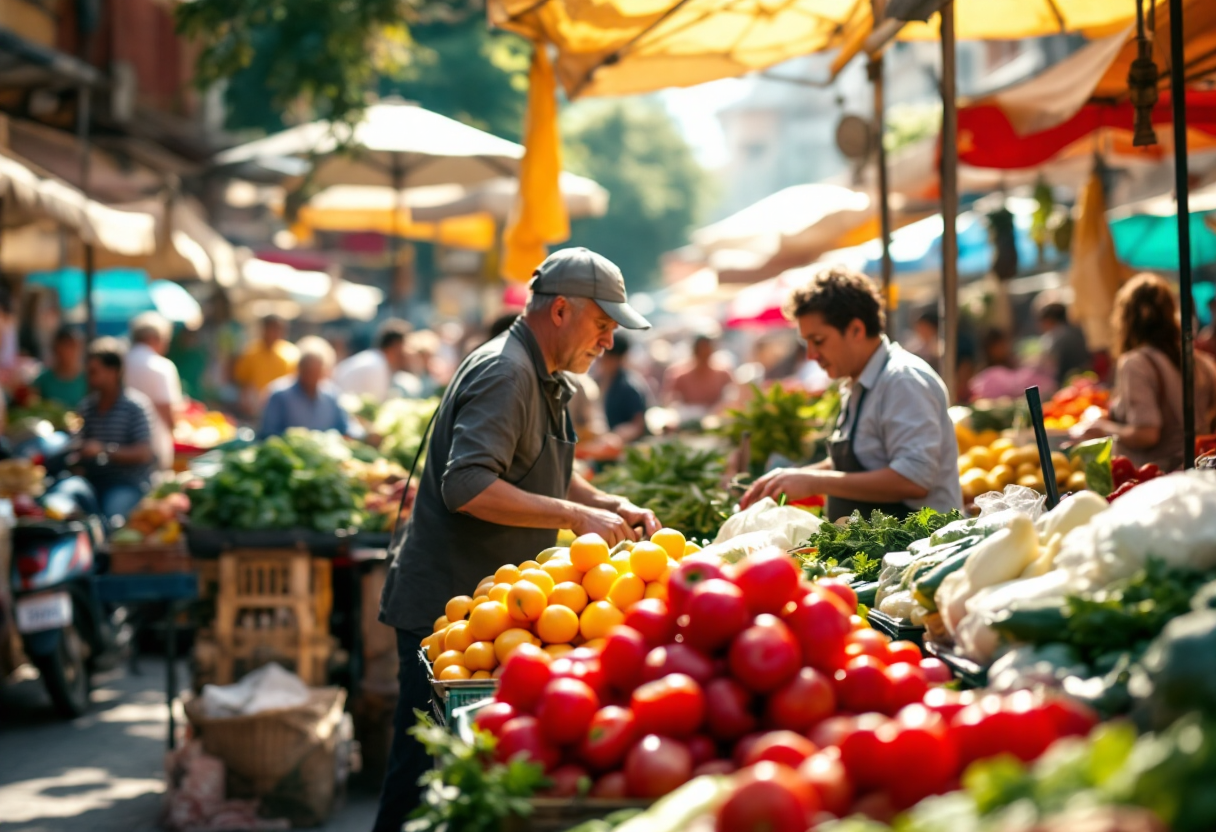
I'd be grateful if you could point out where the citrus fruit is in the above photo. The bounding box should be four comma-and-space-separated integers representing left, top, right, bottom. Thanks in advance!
609, 551, 633, 575
445, 595, 473, 622
495, 564, 522, 585
582, 563, 619, 601
519, 568, 556, 597
651, 529, 687, 561
544, 644, 575, 659
607, 573, 645, 610
464, 641, 498, 672
570, 533, 610, 572
474, 581, 493, 598
433, 649, 465, 676
549, 581, 588, 614
542, 559, 582, 585
488, 582, 512, 603
644, 581, 668, 601
471, 670, 492, 680
580, 601, 625, 641
683, 541, 702, 557
536, 605, 580, 644
432, 615, 449, 633
494, 628, 536, 664
439, 665, 472, 681
518, 560, 541, 572
582, 638, 606, 652
630, 542, 669, 582
423, 635, 442, 662
507, 581, 547, 622
468, 601, 511, 641
444, 620, 475, 653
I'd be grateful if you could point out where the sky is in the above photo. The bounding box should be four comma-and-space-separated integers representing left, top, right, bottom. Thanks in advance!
660, 76, 750, 169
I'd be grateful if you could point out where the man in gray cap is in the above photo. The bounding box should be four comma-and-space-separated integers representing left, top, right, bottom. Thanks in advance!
373, 247, 659, 831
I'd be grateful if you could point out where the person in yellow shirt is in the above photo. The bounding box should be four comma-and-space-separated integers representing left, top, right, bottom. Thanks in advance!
232, 315, 299, 417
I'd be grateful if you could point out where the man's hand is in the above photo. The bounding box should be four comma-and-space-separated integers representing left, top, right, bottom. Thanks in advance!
570, 504, 638, 547
80, 440, 103, 460
615, 499, 661, 538
739, 467, 821, 509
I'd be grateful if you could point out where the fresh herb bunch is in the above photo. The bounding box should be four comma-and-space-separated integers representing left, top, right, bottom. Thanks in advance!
405, 711, 549, 832
188, 429, 367, 533
717, 383, 840, 475
800, 507, 964, 583
594, 441, 732, 540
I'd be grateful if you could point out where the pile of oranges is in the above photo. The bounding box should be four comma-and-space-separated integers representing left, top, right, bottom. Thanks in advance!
423, 528, 697, 681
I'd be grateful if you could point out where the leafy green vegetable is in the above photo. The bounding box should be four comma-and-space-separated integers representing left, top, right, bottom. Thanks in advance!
371, 397, 440, 469
1071, 436, 1113, 497
405, 711, 548, 832
717, 383, 839, 475
799, 507, 964, 583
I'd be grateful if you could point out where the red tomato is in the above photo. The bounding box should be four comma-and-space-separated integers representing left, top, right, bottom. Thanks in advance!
537, 678, 600, 746
542, 764, 591, 797
922, 687, 966, 723
783, 593, 852, 674
807, 715, 856, 749
845, 628, 892, 663
590, 771, 629, 798
886, 640, 923, 665
683, 579, 750, 653
950, 701, 1017, 766
728, 614, 801, 693
694, 759, 737, 777
837, 713, 890, 789
600, 626, 649, 691
472, 701, 517, 738
741, 730, 819, 768
496, 644, 553, 713
714, 762, 819, 832
879, 705, 957, 807
765, 666, 836, 732
666, 558, 725, 615
885, 662, 929, 710
686, 734, 717, 766
496, 715, 561, 771
623, 598, 676, 647
732, 732, 766, 767
1041, 697, 1099, 738
834, 655, 893, 715
1002, 691, 1059, 762
642, 643, 715, 686
704, 677, 758, 742
816, 578, 858, 612
919, 657, 953, 684
731, 548, 802, 614
631, 673, 706, 738
798, 752, 853, 818
550, 656, 607, 699
577, 706, 637, 772
624, 734, 693, 799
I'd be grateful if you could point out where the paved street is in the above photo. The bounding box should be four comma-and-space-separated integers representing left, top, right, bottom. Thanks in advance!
0, 660, 380, 832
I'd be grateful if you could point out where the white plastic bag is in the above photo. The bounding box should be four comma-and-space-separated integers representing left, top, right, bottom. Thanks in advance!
713, 497, 822, 550
975, 485, 1047, 521
200, 663, 310, 717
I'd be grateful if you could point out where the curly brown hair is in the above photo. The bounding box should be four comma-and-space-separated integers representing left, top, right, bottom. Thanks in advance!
1111, 272, 1182, 367
782, 265, 885, 337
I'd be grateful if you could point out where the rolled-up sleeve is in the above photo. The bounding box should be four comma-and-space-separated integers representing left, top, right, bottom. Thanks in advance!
880, 374, 945, 491
441, 366, 530, 512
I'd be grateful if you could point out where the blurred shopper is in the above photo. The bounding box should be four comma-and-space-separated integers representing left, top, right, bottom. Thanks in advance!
1197, 297, 1216, 358
76, 338, 156, 520
597, 331, 650, 442
907, 309, 942, 373
126, 312, 183, 471
1081, 273, 1216, 471
397, 329, 441, 398
333, 319, 410, 402
260, 337, 359, 438
740, 266, 961, 519
168, 325, 208, 400
233, 315, 299, 416
968, 328, 1055, 401
663, 333, 734, 408
33, 326, 86, 407
1038, 302, 1091, 386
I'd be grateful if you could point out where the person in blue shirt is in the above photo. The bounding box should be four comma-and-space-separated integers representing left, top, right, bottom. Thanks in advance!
597, 332, 650, 443
260, 336, 361, 439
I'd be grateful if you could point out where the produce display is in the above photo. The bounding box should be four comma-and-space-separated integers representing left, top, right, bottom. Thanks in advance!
955, 433, 1087, 501
111, 494, 189, 546
593, 442, 733, 541
366, 396, 440, 469
718, 383, 840, 475
1041, 375, 1109, 431
0, 458, 46, 498
796, 509, 963, 585
173, 406, 238, 449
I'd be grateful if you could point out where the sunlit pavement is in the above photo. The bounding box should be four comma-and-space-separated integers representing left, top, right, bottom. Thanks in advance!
0, 660, 379, 832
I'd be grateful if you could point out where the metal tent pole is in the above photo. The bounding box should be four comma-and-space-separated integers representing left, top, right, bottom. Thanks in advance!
1169, 0, 1195, 468
871, 55, 895, 337
940, 0, 959, 401
76, 85, 95, 343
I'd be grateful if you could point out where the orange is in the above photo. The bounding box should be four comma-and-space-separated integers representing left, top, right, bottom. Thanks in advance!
494, 628, 536, 664
630, 542, 669, 582
506, 581, 547, 622
474, 579, 494, 598
494, 564, 522, 585
651, 528, 687, 561
439, 665, 472, 681
582, 563, 619, 601
536, 605, 580, 644
570, 533, 610, 572
543, 559, 582, 585
582, 638, 606, 652
422, 634, 442, 663
645, 581, 668, 602
609, 551, 633, 575
468, 601, 511, 641
464, 641, 498, 672
487, 583, 512, 604
445, 595, 474, 622
432, 615, 450, 634
549, 581, 588, 614
580, 601, 624, 640
433, 649, 465, 676
471, 670, 493, 680
519, 568, 556, 597
543, 644, 575, 659
683, 541, 702, 557
607, 573, 646, 610
518, 560, 541, 573
443, 620, 475, 653
467, 595, 487, 611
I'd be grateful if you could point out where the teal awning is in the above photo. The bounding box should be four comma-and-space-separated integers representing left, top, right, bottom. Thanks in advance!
1110, 211, 1216, 271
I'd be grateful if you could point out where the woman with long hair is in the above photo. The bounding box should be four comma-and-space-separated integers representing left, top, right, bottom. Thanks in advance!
1082, 273, 1216, 470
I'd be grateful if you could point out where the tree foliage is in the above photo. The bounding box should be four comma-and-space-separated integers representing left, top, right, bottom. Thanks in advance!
561, 100, 706, 290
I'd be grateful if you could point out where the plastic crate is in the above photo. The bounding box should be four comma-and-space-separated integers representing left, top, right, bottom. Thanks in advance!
923, 640, 988, 688
866, 609, 926, 646
420, 649, 498, 725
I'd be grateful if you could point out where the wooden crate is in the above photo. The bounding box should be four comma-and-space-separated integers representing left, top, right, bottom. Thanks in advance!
109, 541, 192, 575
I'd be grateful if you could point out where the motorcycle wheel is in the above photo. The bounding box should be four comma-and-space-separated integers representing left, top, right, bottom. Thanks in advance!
33, 623, 90, 718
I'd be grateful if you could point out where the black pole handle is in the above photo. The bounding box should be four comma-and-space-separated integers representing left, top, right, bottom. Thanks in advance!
1025, 386, 1060, 510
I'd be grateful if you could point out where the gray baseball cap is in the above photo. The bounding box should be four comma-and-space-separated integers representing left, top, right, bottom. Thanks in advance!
529, 247, 651, 330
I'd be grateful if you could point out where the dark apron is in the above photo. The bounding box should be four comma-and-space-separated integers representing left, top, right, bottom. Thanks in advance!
826, 363, 914, 523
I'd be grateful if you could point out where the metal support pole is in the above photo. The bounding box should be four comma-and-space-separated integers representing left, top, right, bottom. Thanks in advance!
390, 154, 406, 316
939, 0, 960, 402
1169, 0, 1195, 468
76, 86, 95, 343
870, 55, 895, 337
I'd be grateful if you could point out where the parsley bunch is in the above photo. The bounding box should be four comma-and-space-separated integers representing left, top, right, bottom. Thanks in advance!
800, 507, 963, 583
